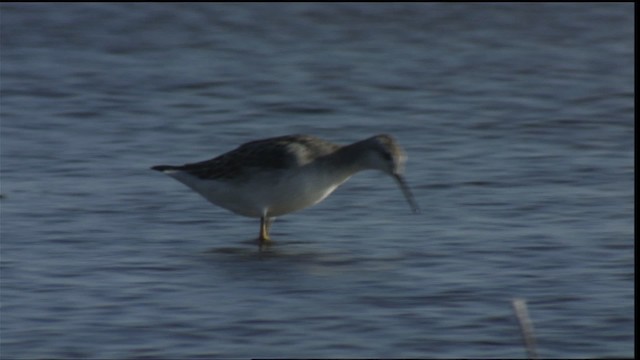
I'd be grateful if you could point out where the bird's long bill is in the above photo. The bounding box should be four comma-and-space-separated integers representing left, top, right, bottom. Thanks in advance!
393, 174, 420, 214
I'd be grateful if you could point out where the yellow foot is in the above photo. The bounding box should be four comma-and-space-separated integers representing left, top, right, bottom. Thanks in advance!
258, 237, 273, 251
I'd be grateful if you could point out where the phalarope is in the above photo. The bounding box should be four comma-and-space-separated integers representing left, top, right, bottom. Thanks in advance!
152, 134, 419, 245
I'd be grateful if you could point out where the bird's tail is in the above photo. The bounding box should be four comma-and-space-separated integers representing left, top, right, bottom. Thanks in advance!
151, 165, 180, 172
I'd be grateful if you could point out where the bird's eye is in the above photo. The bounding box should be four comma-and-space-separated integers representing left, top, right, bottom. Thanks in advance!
381, 151, 393, 161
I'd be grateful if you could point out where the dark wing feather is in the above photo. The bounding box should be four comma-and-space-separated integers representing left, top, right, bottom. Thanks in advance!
177, 135, 340, 180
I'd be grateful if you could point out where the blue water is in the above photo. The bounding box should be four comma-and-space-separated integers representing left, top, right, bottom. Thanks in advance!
0, 3, 634, 359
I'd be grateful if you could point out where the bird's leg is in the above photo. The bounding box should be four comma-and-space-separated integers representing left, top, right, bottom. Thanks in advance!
265, 217, 275, 233
258, 216, 272, 246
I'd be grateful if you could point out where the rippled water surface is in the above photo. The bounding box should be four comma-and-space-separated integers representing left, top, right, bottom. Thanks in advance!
1, 3, 634, 359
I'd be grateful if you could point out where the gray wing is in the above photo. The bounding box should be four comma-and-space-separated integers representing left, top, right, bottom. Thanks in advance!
177, 135, 340, 180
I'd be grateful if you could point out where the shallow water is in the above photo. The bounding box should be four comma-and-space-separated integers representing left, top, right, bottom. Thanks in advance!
0, 3, 634, 358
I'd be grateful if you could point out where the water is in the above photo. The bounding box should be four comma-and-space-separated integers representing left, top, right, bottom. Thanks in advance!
0, 3, 633, 358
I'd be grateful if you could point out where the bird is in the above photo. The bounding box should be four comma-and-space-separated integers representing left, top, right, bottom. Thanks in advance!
151, 134, 419, 246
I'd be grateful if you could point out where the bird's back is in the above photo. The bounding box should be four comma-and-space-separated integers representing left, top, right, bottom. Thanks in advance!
166, 134, 341, 181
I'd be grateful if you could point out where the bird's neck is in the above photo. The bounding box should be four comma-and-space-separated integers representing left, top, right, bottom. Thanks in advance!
317, 141, 371, 179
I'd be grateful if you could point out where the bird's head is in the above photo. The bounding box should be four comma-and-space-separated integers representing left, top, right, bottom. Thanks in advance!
361, 134, 420, 214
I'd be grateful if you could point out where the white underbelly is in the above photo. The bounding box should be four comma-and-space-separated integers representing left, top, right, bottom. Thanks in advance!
168, 168, 351, 218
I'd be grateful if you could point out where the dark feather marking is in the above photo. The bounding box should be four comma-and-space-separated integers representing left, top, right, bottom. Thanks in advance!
171, 135, 340, 181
